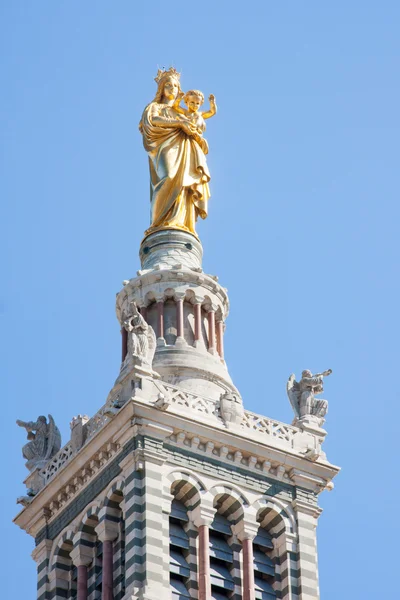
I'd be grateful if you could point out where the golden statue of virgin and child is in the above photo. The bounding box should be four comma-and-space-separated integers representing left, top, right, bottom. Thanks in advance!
139, 67, 217, 237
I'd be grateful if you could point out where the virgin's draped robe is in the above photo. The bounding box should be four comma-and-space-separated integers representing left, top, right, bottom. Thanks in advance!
140, 103, 211, 235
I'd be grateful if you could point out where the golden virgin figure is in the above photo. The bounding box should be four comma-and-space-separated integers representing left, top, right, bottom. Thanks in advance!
139, 68, 216, 237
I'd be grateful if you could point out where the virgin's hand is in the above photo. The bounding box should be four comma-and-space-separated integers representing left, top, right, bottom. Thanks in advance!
180, 122, 197, 136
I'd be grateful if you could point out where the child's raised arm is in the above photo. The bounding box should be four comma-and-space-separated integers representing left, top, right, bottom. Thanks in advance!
172, 91, 186, 115
202, 94, 217, 119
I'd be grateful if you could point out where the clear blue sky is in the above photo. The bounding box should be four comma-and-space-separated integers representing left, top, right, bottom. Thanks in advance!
1, 2, 399, 598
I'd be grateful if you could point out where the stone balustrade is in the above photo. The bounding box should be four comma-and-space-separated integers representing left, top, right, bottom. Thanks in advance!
37, 383, 318, 492
40, 404, 110, 484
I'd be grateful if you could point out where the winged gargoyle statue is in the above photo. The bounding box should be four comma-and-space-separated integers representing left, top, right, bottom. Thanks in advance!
286, 369, 332, 426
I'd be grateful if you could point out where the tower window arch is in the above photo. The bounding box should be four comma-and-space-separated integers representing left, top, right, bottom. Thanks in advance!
253, 525, 276, 599
209, 512, 235, 598
169, 499, 191, 599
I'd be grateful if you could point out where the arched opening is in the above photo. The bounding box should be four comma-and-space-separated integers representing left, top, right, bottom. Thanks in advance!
210, 493, 244, 599
51, 536, 75, 599
253, 506, 289, 599
105, 489, 125, 600
252, 525, 276, 600
169, 479, 201, 599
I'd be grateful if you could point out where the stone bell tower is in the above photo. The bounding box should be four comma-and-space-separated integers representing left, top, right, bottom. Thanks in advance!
14, 68, 339, 600
14, 227, 339, 600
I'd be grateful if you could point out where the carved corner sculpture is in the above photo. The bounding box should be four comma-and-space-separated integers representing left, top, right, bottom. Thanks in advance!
121, 301, 156, 369
139, 67, 217, 237
16, 414, 61, 471
287, 369, 332, 428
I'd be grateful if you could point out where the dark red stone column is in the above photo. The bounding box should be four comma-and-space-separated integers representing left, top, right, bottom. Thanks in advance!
140, 306, 147, 322
176, 297, 184, 339
216, 319, 225, 359
77, 565, 88, 600
242, 537, 255, 600
198, 524, 211, 600
102, 540, 113, 600
194, 301, 202, 342
156, 300, 164, 339
121, 328, 128, 362
208, 310, 216, 352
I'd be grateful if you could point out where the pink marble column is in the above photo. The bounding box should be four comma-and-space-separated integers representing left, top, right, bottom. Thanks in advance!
242, 538, 255, 600
176, 298, 184, 339
156, 300, 164, 339
216, 320, 224, 359
194, 302, 202, 342
102, 540, 113, 600
140, 306, 147, 322
77, 565, 88, 600
207, 310, 216, 352
121, 328, 128, 362
198, 524, 211, 600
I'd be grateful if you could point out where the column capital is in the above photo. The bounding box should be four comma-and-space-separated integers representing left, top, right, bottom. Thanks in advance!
190, 504, 215, 528
174, 292, 186, 301
70, 544, 94, 567
95, 520, 119, 543
291, 499, 323, 519
232, 519, 259, 542
155, 295, 165, 304
31, 539, 53, 564
193, 295, 204, 305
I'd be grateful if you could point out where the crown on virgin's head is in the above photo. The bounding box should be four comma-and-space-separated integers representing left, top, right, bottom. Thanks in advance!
154, 67, 181, 84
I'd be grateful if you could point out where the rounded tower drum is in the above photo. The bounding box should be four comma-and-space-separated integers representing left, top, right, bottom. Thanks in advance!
116, 229, 238, 400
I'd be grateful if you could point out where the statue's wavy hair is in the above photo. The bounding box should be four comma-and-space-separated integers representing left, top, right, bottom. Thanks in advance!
184, 89, 204, 105
139, 74, 182, 132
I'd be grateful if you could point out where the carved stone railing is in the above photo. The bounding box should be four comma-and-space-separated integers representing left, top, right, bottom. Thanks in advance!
39, 383, 301, 487
41, 442, 74, 484
40, 404, 110, 484
85, 404, 110, 441
240, 410, 298, 445
155, 381, 219, 417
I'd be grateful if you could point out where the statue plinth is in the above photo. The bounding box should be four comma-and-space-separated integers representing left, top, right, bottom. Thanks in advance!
140, 229, 203, 272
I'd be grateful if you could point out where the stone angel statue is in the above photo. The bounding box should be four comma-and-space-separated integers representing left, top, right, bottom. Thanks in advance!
16, 414, 61, 471
122, 301, 156, 368
286, 369, 332, 425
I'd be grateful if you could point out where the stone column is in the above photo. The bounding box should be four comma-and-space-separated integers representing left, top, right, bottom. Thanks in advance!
121, 327, 128, 362
156, 299, 165, 340
175, 293, 186, 346
216, 319, 225, 359
175, 296, 184, 339
207, 307, 216, 353
70, 543, 94, 600
191, 506, 214, 600
103, 541, 113, 600
140, 305, 147, 322
233, 520, 259, 600
193, 299, 202, 343
77, 566, 88, 600
95, 520, 119, 600
292, 500, 322, 600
